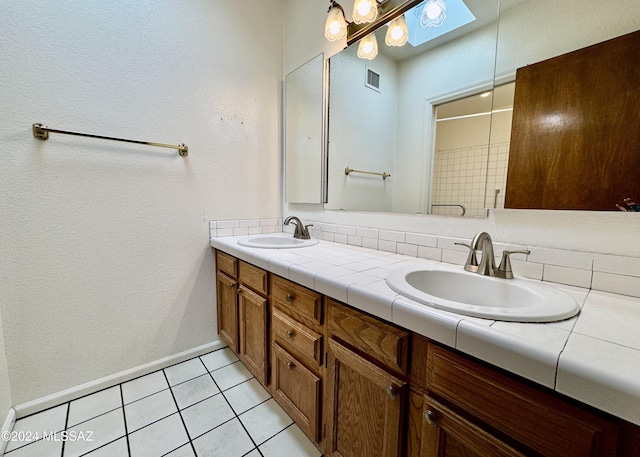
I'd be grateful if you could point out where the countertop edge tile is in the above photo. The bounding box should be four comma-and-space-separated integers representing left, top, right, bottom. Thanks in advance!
456, 319, 565, 389
391, 297, 459, 348
557, 333, 640, 425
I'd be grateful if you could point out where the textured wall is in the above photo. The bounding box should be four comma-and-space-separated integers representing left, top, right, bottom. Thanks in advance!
0, 0, 283, 405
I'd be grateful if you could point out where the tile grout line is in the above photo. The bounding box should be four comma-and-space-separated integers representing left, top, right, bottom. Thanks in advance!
161, 369, 197, 456
198, 357, 265, 457
60, 401, 70, 457
119, 384, 132, 457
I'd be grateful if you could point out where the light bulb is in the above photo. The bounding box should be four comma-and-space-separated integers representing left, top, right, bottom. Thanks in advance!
385, 15, 408, 47
357, 33, 378, 60
353, 0, 378, 24
325, 4, 347, 41
420, 0, 447, 28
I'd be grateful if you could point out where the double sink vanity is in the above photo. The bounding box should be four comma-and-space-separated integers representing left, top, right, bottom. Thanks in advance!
211, 225, 640, 457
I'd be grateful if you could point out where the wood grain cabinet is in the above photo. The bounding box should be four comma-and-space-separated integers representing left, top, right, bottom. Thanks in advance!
269, 275, 324, 444
324, 299, 409, 457
214, 251, 269, 386
215, 251, 239, 352
214, 251, 640, 457
416, 343, 624, 457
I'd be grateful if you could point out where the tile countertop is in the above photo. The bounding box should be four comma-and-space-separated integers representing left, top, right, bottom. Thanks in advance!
210, 235, 640, 426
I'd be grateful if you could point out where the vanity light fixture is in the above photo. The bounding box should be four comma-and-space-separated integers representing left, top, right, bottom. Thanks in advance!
420, 0, 447, 28
325, 1, 348, 41
353, 0, 379, 24
385, 14, 409, 46
357, 32, 379, 59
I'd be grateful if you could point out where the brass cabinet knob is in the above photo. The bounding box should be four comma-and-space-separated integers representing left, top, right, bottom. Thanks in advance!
285, 329, 294, 339
285, 293, 294, 303
286, 361, 294, 370
386, 385, 397, 400
423, 410, 438, 426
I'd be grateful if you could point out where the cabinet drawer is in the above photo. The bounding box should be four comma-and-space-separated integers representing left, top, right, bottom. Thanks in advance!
328, 299, 409, 374
272, 343, 321, 442
216, 250, 237, 278
272, 308, 322, 366
271, 276, 322, 324
426, 344, 619, 457
238, 261, 268, 296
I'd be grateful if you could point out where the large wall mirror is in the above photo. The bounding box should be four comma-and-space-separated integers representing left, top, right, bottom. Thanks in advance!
319, 0, 640, 216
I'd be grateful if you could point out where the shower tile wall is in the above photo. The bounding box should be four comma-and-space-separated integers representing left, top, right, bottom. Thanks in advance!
431, 142, 510, 217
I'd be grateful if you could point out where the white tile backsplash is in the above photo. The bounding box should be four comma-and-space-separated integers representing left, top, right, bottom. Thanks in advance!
210, 219, 640, 299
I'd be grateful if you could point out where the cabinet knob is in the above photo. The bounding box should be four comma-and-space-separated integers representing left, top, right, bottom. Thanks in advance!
286, 361, 294, 370
385, 385, 397, 400
285, 329, 294, 339
285, 293, 294, 303
237, 288, 242, 295
423, 409, 438, 426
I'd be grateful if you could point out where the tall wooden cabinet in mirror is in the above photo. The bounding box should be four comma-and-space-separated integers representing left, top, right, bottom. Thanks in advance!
505, 30, 640, 211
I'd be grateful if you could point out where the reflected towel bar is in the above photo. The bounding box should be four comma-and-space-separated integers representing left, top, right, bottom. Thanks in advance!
431, 204, 466, 216
345, 167, 390, 180
32, 123, 188, 157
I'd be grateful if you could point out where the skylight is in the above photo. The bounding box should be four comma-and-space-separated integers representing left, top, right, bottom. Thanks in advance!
405, 0, 476, 47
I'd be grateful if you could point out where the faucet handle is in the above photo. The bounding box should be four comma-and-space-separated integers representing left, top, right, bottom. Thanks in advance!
497, 250, 531, 279
302, 224, 313, 240
455, 242, 478, 272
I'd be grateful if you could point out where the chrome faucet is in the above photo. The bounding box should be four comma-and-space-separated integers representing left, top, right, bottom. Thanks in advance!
283, 216, 313, 240
457, 231, 530, 279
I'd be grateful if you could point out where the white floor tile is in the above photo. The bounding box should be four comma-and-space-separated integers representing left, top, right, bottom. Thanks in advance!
239, 398, 293, 445
124, 388, 177, 432
259, 424, 321, 457
63, 408, 126, 457
164, 359, 208, 386
83, 437, 128, 457
67, 386, 122, 427
121, 371, 169, 404
128, 413, 189, 457
164, 443, 196, 456
210, 361, 252, 391
192, 418, 254, 457
224, 379, 270, 415
171, 374, 219, 410
181, 394, 235, 439
200, 348, 239, 372
5, 404, 68, 452
4, 436, 63, 457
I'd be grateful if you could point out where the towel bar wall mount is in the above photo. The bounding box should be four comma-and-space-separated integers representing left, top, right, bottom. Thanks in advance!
32, 123, 188, 157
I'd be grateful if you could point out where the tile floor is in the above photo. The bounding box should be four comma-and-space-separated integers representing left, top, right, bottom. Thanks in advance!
2, 347, 322, 457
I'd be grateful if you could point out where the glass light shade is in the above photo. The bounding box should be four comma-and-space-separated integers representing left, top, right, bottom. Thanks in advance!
420, 0, 447, 28
325, 5, 348, 41
385, 15, 408, 46
353, 0, 378, 24
357, 33, 378, 60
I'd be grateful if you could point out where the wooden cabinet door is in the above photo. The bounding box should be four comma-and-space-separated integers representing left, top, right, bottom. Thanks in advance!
420, 395, 526, 457
271, 343, 321, 442
216, 272, 238, 353
324, 339, 406, 457
238, 285, 269, 385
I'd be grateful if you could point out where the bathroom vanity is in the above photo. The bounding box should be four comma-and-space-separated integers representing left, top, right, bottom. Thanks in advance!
212, 236, 640, 457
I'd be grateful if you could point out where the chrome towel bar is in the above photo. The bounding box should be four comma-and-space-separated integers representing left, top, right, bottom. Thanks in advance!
344, 167, 390, 180
431, 204, 466, 216
32, 123, 188, 157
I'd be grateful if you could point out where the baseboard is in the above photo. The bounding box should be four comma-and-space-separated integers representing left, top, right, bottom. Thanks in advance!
14, 339, 226, 419
0, 407, 16, 455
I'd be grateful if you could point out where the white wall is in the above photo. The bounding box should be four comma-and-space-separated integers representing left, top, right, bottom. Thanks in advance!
283, 0, 640, 257
326, 46, 398, 212
0, 0, 283, 405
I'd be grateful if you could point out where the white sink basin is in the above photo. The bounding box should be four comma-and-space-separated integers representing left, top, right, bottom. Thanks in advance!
386, 265, 579, 322
238, 234, 318, 249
